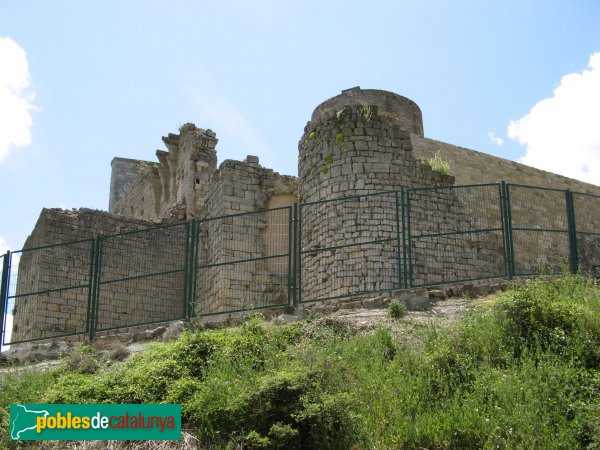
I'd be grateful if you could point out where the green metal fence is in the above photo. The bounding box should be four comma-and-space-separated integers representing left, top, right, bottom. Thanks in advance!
1, 181, 599, 347
572, 192, 600, 276
505, 184, 572, 276
2, 239, 95, 346
298, 190, 405, 303
0, 253, 7, 349
194, 207, 293, 316
92, 221, 190, 338
406, 183, 507, 287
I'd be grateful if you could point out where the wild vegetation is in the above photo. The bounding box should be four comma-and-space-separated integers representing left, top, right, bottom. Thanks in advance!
427, 151, 451, 175
1, 273, 599, 449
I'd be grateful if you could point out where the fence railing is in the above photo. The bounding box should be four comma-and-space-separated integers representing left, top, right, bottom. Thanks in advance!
407, 183, 507, 287
194, 207, 293, 316
1, 182, 599, 347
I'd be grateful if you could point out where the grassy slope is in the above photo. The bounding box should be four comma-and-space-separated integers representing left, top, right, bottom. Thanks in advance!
1, 274, 599, 449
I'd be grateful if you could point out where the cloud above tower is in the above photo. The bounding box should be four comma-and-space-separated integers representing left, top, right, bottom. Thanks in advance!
508, 52, 600, 184
0, 37, 37, 162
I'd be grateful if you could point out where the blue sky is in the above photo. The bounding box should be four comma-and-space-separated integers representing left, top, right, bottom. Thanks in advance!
1, 0, 600, 253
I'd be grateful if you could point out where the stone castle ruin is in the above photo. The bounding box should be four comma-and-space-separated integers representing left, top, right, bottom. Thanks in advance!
6, 87, 600, 344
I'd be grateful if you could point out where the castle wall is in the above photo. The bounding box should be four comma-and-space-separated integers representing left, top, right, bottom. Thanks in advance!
411, 136, 600, 195
109, 158, 152, 212
298, 90, 501, 300
9, 87, 600, 345
110, 163, 162, 220
195, 157, 297, 315
11, 209, 184, 342
110, 124, 218, 222
411, 136, 600, 276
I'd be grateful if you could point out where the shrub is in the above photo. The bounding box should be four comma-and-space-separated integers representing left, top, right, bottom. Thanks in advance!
60, 344, 101, 374
10, 274, 599, 449
493, 274, 600, 366
428, 151, 451, 175
294, 392, 365, 449
387, 298, 406, 319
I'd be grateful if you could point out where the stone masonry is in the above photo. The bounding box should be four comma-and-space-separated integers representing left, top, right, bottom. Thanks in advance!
11, 209, 182, 342
9, 87, 600, 343
298, 89, 502, 299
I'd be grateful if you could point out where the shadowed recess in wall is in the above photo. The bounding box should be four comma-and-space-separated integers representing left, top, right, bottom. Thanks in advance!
195, 206, 293, 316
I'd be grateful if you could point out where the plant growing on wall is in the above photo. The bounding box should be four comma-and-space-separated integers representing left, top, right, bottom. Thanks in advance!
428, 151, 451, 175
360, 105, 373, 122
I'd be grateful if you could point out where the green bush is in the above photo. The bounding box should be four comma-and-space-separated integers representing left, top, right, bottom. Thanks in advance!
60, 344, 101, 374
3, 274, 598, 449
294, 393, 364, 449
493, 274, 600, 366
387, 298, 406, 319
0, 368, 61, 449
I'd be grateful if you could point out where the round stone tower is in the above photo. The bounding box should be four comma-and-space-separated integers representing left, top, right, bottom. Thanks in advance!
298, 87, 430, 204
297, 87, 452, 302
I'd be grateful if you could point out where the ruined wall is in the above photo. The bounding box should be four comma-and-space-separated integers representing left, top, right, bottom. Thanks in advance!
110, 160, 163, 220
573, 192, 600, 274
109, 158, 152, 212
10, 86, 600, 345
195, 157, 297, 314
11, 209, 184, 342
110, 124, 218, 222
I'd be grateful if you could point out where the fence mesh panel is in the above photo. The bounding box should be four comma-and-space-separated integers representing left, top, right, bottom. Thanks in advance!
407, 184, 506, 287
195, 207, 292, 315
0, 253, 6, 349
95, 222, 188, 332
507, 185, 570, 276
573, 192, 600, 276
299, 191, 402, 303
4, 240, 94, 345
3, 182, 600, 347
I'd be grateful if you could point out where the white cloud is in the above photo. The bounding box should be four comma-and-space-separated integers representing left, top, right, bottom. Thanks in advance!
508, 52, 600, 184
488, 132, 504, 146
0, 36, 37, 162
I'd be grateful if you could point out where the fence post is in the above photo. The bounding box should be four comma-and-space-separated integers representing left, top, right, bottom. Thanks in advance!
0, 251, 10, 349
500, 182, 514, 279
298, 204, 303, 304
402, 189, 413, 289
184, 220, 196, 320
288, 204, 298, 307
565, 190, 579, 274
394, 191, 403, 289
192, 220, 200, 318
87, 237, 101, 342
501, 182, 515, 279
